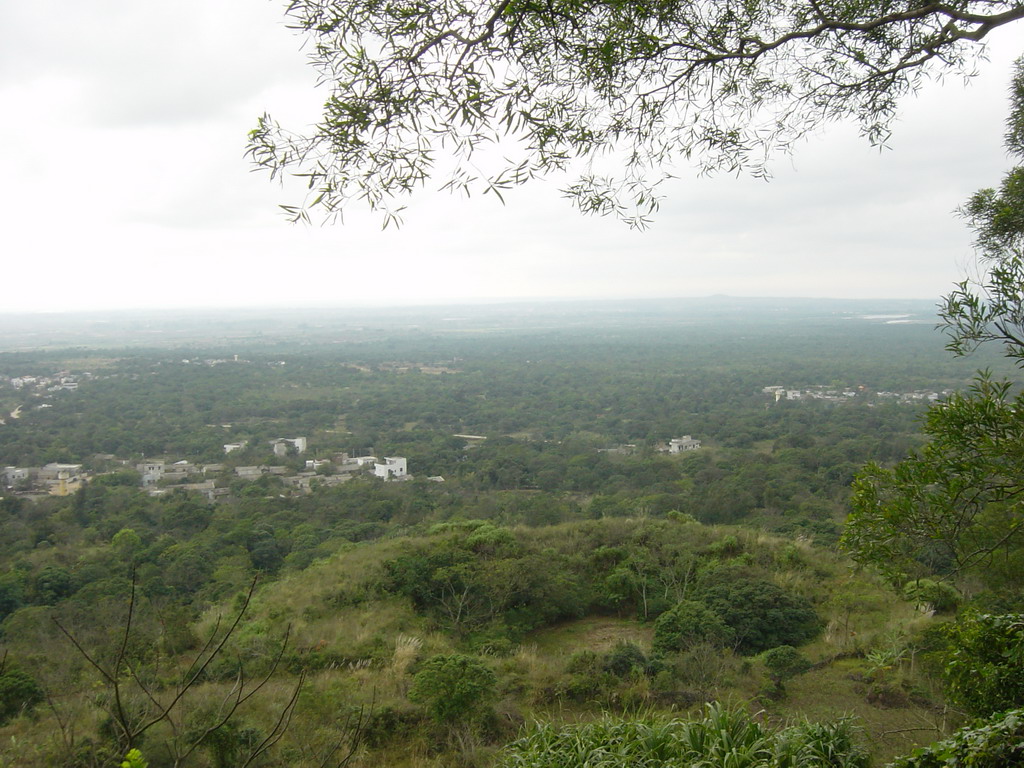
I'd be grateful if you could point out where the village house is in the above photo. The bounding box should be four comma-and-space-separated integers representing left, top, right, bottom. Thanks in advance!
38, 463, 85, 496
136, 461, 165, 486
2, 467, 31, 487
270, 437, 307, 456
374, 457, 408, 481
667, 436, 701, 453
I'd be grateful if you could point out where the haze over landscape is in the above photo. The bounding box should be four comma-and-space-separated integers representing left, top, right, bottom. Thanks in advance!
2, 5, 1024, 768
0, 2, 1020, 312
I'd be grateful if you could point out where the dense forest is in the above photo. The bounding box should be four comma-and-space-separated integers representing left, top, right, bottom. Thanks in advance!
0, 301, 1019, 768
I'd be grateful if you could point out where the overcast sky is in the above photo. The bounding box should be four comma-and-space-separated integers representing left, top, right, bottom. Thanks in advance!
1, 2, 1020, 313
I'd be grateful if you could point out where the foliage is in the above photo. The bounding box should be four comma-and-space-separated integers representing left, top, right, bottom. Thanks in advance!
699, 578, 821, 655
846, 376, 1024, 588
887, 708, 1024, 768
942, 57, 1024, 362
249, 0, 1023, 227
497, 703, 869, 768
865, 629, 911, 677
846, 59, 1024, 596
652, 599, 732, 655
939, 612, 1024, 717
120, 749, 148, 768
762, 645, 812, 683
0, 321, 994, 765
380, 527, 585, 638
602, 641, 648, 678
902, 579, 960, 614
0, 667, 43, 725
0, 571, 24, 623
52, 577, 302, 763
408, 653, 496, 724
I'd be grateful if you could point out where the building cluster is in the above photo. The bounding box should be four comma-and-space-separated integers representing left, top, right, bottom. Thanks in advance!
762, 384, 947, 404
3, 463, 86, 496
874, 390, 949, 404
8, 372, 88, 393
599, 437, 703, 455
342, 361, 462, 375
178, 356, 244, 366
139, 450, 411, 500
2, 445, 412, 502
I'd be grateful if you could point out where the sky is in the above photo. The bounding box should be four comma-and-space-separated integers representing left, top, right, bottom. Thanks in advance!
0, 2, 1021, 313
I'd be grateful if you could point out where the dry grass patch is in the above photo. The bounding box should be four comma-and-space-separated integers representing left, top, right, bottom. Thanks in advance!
527, 616, 654, 658
775, 658, 951, 764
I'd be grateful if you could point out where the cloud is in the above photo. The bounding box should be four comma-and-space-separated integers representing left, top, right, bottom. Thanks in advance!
0, 0, 312, 128
0, 3, 1020, 312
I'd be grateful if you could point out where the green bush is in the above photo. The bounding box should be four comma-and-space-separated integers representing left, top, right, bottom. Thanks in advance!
652, 600, 732, 654
940, 612, 1024, 716
0, 668, 43, 724
603, 641, 648, 677
700, 578, 821, 655
887, 708, 1024, 768
762, 645, 812, 683
903, 579, 960, 613
408, 654, 496, 724
565, 649, 601, 675
556, 672, 616, 704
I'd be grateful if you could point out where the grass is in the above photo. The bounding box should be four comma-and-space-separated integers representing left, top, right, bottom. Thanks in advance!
496, 704, 871, 768
775, 660, 951, 764
527, 617, 654, 656
1, 518, 958, 767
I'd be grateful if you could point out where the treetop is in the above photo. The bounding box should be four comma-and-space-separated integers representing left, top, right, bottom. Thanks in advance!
249, 1, 1024, 227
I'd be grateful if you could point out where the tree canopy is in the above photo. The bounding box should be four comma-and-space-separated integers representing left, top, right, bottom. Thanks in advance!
845, 57, 1024, 597
249, 1, 1024, 227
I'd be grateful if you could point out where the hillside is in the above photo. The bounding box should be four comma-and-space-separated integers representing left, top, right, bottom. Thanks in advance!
0, 301, 1015, 767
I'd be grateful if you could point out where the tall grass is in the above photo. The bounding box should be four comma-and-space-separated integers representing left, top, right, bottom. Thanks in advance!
497, 703, 869, 768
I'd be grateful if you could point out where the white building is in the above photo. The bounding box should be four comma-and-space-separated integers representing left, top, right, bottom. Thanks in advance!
38, 463, 83, 481
668, 436, 701, 453
374, 457, 408, 480
271, 437, 307, 456
2, 467, 30, 486
136, 461, 165, 486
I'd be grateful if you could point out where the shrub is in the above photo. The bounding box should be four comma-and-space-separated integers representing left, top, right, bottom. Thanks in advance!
408, 654, 496, 724
903, 579, 960, 613
700, 578, 821, 655
0, 668, 43, 724
762, 645, 812, 683
565, 649, 601, 675
888, 708, 1024, 768
603, 642, 648, 678
776, 718, 870, 768
653, 600, 732, 654
940, 612, 1024, 716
